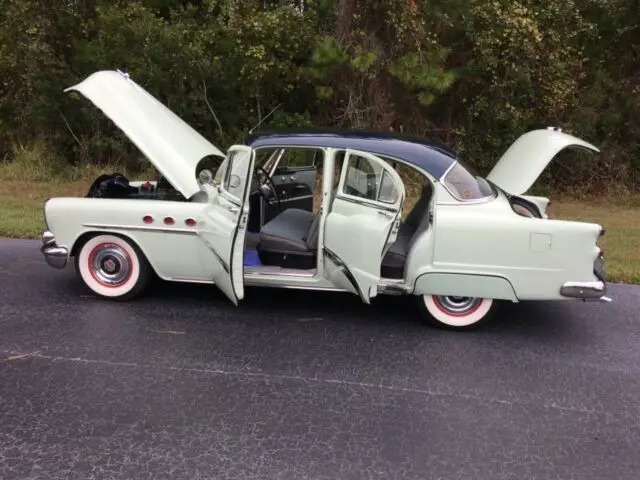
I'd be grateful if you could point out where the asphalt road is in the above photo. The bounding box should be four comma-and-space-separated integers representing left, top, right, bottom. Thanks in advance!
1, 238, 639, 480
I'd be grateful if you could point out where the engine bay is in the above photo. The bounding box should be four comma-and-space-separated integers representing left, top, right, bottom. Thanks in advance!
85, 173, 188, 201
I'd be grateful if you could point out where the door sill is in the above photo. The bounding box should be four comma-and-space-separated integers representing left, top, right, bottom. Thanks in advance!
244, 266, 317, 278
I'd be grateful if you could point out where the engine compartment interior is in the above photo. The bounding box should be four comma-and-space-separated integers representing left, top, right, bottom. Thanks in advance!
85, 172, 188, 201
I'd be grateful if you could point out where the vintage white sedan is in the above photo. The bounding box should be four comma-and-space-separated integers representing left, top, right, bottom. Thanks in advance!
41, 70, 609, 329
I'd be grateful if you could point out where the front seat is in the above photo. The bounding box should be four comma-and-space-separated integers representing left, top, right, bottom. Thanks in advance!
256, 208, 320, 269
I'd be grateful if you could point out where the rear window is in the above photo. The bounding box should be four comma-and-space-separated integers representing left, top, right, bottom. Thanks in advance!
442, 163, 495, 201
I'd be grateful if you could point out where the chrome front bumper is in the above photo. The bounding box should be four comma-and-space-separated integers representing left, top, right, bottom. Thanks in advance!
41, 230, 69, 269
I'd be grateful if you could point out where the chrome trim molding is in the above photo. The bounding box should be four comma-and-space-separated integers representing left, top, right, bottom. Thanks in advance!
323, 246, 366, 301
40, 230, 69, 269
243, 268, 316, 278
82, 223, 198, 236
438, 161, 457, 183
560, 280, 607, 300
169, 277, 214, 284
208, 247, 230, 273
279, 194, 315, 202
242, 280, 345, 292
437, 160, 497, 205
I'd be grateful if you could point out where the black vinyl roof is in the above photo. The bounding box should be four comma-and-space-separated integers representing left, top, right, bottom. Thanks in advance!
244, 130, 458, 179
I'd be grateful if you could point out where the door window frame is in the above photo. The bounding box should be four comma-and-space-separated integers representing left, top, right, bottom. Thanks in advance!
218, 147, 255, 206
335, 149, 404, 211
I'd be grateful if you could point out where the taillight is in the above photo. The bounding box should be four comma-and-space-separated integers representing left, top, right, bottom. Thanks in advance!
600, 227, 605, 237
599, 247, 605, 257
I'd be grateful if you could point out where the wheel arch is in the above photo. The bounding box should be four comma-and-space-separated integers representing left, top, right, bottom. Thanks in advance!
412, 271, 519, 302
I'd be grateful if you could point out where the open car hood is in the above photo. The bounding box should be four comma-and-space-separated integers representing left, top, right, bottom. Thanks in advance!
486, 128, 600, 195
65, 70, 225, 199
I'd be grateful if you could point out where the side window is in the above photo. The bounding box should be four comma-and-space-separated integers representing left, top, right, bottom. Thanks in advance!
214, 157, 229, 185
378, 170, 399, 204
341, 153, 400, 204
223, 149, 251, 200
277, 148, 319, 169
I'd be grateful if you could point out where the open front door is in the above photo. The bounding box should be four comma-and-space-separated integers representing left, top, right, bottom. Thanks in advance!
323, 149, 405, 304
197, 145, 255, 305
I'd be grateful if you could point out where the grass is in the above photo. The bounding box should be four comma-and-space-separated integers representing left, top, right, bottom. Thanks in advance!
1, 142, 638, 284
549, 199, 640, 284
0, 179, 89, 239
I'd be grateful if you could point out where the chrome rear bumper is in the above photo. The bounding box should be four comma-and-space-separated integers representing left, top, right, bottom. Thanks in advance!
41, 230, 69, 269
560, 280, 609, 302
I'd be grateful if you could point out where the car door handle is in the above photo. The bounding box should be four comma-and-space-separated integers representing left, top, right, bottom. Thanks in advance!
377, 210, 393, 219
227, 205, 239, 213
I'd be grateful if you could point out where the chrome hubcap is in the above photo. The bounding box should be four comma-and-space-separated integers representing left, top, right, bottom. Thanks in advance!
434, 295, 482, 314
90, 245, 131, 286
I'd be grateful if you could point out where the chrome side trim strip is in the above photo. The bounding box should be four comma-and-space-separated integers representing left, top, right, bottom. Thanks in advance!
82, 223, 198, 236
169, 277, 213, 284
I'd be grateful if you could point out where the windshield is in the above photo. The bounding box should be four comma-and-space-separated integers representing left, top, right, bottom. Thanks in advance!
442, 162, 495, 201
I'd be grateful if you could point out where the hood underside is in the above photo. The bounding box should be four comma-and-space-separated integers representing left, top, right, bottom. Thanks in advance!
486, 128, 600, 195
65, 70, 225, 199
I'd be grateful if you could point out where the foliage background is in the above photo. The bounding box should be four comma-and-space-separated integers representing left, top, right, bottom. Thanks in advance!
1, 0, 638, 194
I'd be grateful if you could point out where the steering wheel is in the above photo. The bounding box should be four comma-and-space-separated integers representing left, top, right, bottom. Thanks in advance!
256, 166, 281, 211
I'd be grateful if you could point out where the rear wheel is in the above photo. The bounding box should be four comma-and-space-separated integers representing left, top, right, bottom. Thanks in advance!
74, 234, 152, 300
417, 294, 496, 330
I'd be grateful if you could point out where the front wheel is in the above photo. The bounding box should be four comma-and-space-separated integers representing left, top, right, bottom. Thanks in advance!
416, 295, 497, 330
74, 234, 152, 300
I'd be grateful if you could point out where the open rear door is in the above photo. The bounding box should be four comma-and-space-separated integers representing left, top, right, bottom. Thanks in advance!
197, 145, 255, 305
323, 149, 405, 304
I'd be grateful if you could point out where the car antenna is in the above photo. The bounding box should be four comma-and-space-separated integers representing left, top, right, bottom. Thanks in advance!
248, 103, 282, 135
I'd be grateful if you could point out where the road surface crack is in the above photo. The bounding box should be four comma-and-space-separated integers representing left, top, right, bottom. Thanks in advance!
0, 349, 618, 416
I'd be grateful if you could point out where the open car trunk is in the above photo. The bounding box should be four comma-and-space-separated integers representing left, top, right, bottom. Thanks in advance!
486, 128, 600, 196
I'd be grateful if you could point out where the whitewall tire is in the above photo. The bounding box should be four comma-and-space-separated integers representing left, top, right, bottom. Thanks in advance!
74, 234, 152, 300
417, 295, 496, 330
